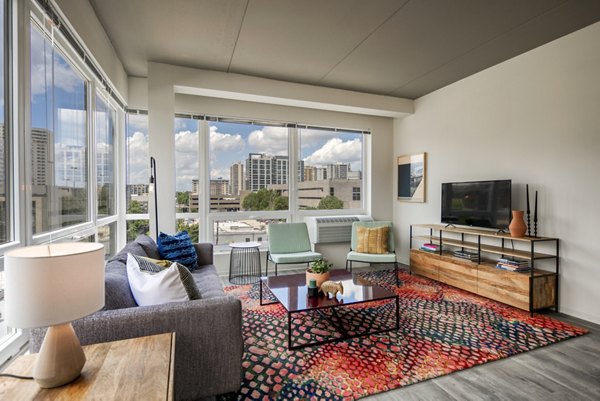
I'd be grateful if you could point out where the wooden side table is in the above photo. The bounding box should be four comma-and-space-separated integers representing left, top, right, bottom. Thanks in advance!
229, 241, 262, 284
0, 332, 175, 401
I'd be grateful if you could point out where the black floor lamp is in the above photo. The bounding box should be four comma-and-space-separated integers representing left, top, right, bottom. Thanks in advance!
149, 156, 159, 237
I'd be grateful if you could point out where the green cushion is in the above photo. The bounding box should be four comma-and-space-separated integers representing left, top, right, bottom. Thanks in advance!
351, 221, 395, 252
270, 251, 322, 264
267, 223, 312, 254
346, 251, 396, 263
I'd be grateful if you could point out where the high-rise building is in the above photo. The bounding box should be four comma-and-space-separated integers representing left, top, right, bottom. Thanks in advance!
31, 128, 52, 187
210, 178, 230, 196
245, 153, 304, 191
304, 166, 316, 181
326, 163, 349, 180
127, 183, 149, 196
56, 145, 86, 188
96, 144, 113, 186
229, 162, 245, 195
316, 167, 327, 181
192, 179, 199, 194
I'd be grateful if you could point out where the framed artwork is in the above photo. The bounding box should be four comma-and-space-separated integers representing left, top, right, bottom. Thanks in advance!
397, 152, 426, 202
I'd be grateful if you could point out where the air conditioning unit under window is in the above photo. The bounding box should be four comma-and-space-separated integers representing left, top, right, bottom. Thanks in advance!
304, 215, 373, 244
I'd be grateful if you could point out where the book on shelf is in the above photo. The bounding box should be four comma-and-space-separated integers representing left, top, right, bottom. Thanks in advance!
495, 259, 531, 272
453, 250, 479, 261
420, 243, 441, 252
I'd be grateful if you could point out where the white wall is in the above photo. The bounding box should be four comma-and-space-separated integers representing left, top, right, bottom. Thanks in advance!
394, 22, 600, 324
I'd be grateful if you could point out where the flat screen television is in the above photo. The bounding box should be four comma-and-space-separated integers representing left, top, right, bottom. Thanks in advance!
441, 180, 511, 229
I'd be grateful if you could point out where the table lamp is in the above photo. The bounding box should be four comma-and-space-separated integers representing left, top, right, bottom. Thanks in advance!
5, 242, 105, 388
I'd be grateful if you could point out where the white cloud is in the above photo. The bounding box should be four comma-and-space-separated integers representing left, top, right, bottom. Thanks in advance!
175, 130, 199, 191
126, 131, 149, 185
303, 138, 362, 169
209, 125, 244, 152
210, 168, 230, 180
127, 114, 148, 134
30, 28, 84, 96
299, 129, 337, 149
247, 126, 287, 155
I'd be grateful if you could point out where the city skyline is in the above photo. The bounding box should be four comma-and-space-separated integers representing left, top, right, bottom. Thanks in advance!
125, 118, 364, 191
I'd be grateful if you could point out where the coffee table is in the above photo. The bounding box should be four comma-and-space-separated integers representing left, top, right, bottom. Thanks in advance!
260, 270, 399, 349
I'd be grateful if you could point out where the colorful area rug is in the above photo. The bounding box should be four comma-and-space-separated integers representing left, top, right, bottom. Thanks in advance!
223, 270, 587, 400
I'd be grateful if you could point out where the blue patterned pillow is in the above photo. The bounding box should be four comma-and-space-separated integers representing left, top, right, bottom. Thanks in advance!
157, 231, 198, 269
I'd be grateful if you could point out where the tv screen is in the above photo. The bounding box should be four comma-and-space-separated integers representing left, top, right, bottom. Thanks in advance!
441, 180, 511, 229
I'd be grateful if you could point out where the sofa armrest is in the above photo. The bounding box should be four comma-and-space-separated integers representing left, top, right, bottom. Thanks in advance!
194, 242, 214, 266
30, 295, 242, 400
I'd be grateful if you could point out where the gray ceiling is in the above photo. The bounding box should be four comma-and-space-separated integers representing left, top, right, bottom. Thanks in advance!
89, 0, 600, 99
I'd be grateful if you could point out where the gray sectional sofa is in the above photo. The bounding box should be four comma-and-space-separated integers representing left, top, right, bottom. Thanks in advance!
30, 235, 243, 401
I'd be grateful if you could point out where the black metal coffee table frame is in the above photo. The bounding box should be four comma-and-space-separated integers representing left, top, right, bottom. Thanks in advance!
259, 278, 400, 350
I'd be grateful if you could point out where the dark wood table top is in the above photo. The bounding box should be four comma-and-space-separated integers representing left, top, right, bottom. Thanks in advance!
261, 269, 397, 313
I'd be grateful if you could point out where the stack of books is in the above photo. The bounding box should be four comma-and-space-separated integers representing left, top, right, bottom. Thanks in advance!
453, 250, 479, 261
420, 243, 441, 252
496, 258, 531, 272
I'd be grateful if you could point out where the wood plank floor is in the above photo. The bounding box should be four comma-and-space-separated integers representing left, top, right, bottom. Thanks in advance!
222, 264, 600, 401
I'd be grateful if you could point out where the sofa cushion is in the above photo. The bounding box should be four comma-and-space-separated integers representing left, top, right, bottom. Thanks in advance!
158, 231, 198, 268
104, 260, 137, 310
134, 235, 161, 260
103, 241, 149, 310
127, 254, 201, 306
192, 264, 225, 299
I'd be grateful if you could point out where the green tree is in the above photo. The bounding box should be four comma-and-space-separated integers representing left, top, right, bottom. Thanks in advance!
126, 219, 149, 241
127, 199, 146, 214
176, 191, 190, 205
177, 220, 199, 243
242, 189, 288, 211
318, 195, 344, 209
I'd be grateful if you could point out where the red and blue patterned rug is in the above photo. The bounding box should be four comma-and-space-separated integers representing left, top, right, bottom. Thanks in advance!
224, 270, 587, 400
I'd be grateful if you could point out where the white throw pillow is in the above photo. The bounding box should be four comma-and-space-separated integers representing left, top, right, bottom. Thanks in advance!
126, 253, 200, 306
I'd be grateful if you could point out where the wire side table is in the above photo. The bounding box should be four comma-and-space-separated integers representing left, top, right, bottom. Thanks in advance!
229, 242, 261, 284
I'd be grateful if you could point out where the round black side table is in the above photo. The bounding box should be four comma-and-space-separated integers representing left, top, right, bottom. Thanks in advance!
228, 242, 261, 284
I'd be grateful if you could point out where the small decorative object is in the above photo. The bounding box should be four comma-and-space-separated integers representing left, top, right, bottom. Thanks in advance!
526, 184, 531, 237
307, 279, 319, 297
509, 210, 527, 238
534, 190, 538, 237
397, 152, 426, 202
319, 280, 344, 299
306, 258, 332, 288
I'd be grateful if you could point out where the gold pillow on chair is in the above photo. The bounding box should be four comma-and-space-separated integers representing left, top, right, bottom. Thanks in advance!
356, 226, 389, 254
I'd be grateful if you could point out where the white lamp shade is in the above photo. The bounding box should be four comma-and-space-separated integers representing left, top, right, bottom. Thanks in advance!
5, 242, 105, 329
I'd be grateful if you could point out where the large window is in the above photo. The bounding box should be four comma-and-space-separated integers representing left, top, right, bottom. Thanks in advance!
209, 121, 289, 212
96, 94, 116, 218
298, 128, 363, 210
30, 24, 89, 234
126, 112, 149, 214
175, 117, 199, 213
126, 111, 149, 240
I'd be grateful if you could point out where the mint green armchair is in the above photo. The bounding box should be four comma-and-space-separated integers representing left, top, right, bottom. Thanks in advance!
346, 221, 400, 286
266, 222, 322, 276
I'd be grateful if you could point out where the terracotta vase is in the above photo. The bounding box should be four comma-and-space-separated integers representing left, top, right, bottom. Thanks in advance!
306, 271, 330, 288
509, 210, 527, 238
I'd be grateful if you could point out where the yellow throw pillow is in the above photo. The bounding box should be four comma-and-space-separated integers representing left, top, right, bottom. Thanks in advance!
356, 226, 389, 254
140, 256, 173, 268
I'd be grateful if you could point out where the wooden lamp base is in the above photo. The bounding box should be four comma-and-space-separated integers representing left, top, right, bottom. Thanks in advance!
33, 323, 86, 388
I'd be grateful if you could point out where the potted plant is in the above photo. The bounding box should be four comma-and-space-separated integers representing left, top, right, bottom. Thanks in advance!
306, 259, 332, 288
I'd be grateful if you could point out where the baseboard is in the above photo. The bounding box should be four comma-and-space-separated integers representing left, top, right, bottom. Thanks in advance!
558, 307, 600, 326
